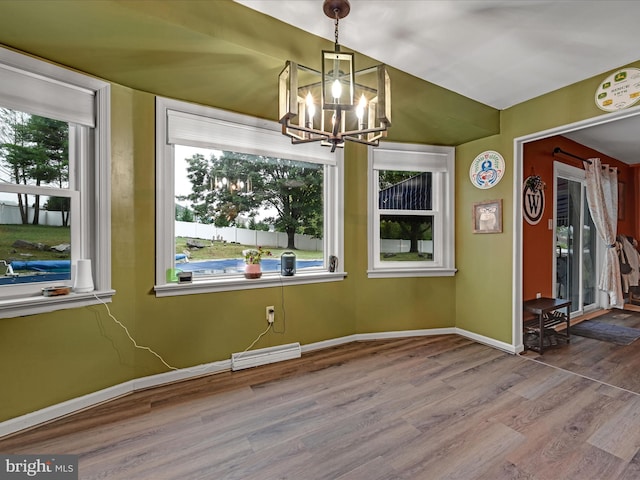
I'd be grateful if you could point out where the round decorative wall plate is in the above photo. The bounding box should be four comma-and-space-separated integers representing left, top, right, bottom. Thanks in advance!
469, 150, 505, 189
522, 176, 545, 225
595, 67, 640, 112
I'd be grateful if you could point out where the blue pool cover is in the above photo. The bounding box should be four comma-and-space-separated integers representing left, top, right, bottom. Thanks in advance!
0, 260, 71, 285
0, 258, 323, 284
10, 260, 71, 272
178, 257, 323, 273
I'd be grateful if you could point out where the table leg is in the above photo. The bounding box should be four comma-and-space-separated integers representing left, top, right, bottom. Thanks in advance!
539, 313, 544, 353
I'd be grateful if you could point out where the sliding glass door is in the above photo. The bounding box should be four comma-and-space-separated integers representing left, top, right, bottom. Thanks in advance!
555, 163, 599, 316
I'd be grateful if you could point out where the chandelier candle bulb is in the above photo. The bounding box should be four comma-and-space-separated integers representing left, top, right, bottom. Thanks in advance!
356, 94, 366, 127
332, 79, 342, 101
305, 92, 315, 127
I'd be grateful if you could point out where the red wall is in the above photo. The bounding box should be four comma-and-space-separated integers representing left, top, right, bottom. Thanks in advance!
523, 136, 636, 301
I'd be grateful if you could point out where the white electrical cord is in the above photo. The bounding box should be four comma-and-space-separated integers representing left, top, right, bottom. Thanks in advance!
92, 293, 179, 371
272, 273, 287, 334
242, 323, 273, 352
93, 293, 275, 371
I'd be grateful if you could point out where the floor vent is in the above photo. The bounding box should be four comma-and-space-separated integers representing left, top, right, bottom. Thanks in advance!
231, 342, 301, 371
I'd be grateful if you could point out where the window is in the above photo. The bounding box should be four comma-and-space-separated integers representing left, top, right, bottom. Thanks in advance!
155, 97, 345, 296
368, 142, 455, 277
0, 47, 111, 317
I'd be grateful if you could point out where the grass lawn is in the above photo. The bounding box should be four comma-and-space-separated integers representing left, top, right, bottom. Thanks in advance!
176, 237, 322, 260
0, 224, 71, 263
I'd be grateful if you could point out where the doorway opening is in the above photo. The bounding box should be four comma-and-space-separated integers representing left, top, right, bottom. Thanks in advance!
513, 105, 640, 351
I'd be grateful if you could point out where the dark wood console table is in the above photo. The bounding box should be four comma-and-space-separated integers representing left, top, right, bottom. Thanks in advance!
523, 297, 571, 353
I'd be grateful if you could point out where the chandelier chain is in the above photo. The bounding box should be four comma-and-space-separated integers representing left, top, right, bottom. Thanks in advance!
334, 9, 340, 47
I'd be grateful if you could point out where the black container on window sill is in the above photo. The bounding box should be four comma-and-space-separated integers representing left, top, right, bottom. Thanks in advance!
281, 251, 296, 276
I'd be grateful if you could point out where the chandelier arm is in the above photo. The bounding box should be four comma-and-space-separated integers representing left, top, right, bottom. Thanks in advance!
341, 125, 389, 137
341, 135, 381, 147
288, 137, 327, 145
282, 122, 331, 138
282, 116, 389, 140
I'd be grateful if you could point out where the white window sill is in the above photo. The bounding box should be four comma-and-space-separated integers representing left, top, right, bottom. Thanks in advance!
154, 271, 347, 297
0, 289, 115, 319
367, 268, 457, 278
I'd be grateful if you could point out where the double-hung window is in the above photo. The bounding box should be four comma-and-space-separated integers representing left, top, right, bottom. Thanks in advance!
368, 142, 455, 277
0, 47, 111, 318
155, 97, 344, 296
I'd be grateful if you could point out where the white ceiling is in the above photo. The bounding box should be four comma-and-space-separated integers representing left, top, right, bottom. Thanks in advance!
237, 0, 640, 164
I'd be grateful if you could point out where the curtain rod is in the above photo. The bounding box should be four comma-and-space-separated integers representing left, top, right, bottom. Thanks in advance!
552, 147, 618, 173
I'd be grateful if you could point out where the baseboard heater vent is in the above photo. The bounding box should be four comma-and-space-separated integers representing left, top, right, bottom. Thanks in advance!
231, 342, 301, 371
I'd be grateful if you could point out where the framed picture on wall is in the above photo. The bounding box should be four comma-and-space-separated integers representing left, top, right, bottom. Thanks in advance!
472, 199, 503, 234
618, 181, 625, 220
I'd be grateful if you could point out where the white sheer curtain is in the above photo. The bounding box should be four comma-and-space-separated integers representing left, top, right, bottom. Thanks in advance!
584, 158, 622, 307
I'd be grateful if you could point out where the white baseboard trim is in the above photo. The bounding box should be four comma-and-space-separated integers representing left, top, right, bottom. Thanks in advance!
301, 334, 359, 353
0, 359, 230, 439
356, 328, 457, 342
0, 328, 513, 439
301, 328, 458, 353
131, 359, 231, 391
0, 382, 132, 440
455, 327, 518, 354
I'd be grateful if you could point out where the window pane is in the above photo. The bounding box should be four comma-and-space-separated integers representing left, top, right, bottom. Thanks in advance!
0, 107, 69, 189
0, 107, 72, 286
174, 147, 324, 278
380, 214, 433, 261
0, 197, 71, 285
379, 171, 431, 210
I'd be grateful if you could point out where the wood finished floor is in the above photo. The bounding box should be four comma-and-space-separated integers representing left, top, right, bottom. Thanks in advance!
2, 331, 640, 479
524, 306, 640, 396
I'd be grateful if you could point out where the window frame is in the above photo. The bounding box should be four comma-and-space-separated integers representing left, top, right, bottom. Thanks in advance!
0, 47, 112, 318
154, 97, 345, 297
368, 142, 456, 278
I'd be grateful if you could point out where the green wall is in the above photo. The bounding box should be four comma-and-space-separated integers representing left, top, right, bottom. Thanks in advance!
455, 133, 514, 343
0, 0, 638, 425
454, 60, 640, 345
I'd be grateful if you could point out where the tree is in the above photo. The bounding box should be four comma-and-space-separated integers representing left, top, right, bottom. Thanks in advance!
0, 109, 69, 225
379, 171, 432, 254
178, 153, 215, 224
175, 204, 194, 222
0, 108, 32, 223
248, 216, 270, 232
181, 151, 323, 249
23, 115, 69, 225
264, 161, 323, 249
43, 196, 71, 227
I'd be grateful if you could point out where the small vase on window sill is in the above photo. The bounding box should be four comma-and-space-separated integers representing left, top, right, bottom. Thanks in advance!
244, 263, 262, 279
242, 246, 271, 279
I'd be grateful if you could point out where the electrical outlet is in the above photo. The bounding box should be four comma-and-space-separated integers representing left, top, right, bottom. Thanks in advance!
536, 292, 541, 299
266, 305, 275, 324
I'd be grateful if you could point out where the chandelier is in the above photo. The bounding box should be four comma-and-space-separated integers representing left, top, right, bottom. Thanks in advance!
278, 0, 391, 152
212, 176, 251, 193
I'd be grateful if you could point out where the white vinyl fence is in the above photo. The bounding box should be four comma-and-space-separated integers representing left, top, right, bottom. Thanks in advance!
175, 221, 323, 251
175, 221, 432, 255
0, 203, 66, 226
380, 239, 433, 255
